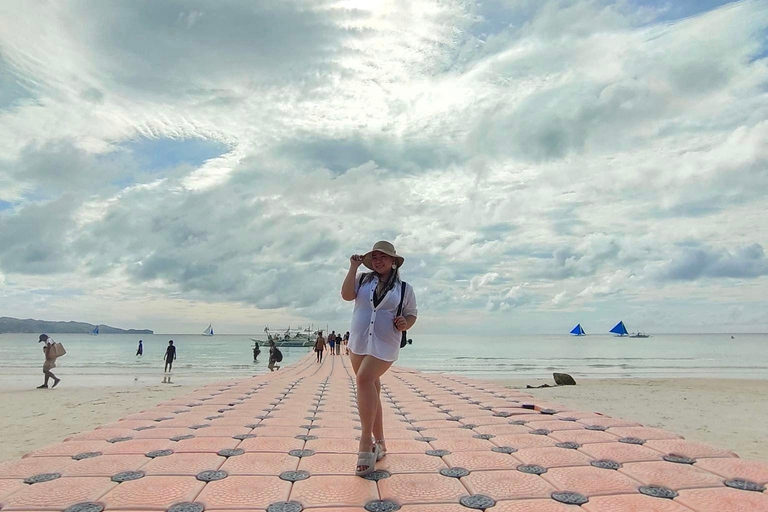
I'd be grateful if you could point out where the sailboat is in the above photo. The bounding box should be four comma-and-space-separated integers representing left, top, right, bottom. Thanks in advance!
609, 321, 628, 337
90, 325, 99, 335
202, 323, 214, 336
570, 324, 586, 336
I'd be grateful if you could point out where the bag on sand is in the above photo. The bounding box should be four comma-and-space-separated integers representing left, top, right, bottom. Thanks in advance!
51, 342, 67, 358
274, 349, 283, 362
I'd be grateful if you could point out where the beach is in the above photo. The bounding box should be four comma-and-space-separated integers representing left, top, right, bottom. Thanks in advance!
503, 377, 768, 461
0, 384, 197, 462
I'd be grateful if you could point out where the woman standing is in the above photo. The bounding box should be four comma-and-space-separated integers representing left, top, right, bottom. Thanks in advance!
341, 241, 417, 476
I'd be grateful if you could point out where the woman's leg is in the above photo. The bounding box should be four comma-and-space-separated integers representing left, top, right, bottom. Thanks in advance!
350, 354, 393, 460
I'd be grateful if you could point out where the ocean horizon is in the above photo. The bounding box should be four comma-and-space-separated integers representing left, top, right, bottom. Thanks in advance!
1, 332, 766, 389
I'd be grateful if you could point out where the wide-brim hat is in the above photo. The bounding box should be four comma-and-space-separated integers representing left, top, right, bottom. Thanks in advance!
362, 241, 405, 270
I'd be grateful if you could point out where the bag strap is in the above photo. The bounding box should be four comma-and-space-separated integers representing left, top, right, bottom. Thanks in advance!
358, 273, 365, 289
396, 281, 407, 317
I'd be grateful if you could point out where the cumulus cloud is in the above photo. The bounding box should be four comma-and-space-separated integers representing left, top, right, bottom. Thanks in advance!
0, 0, 766, 333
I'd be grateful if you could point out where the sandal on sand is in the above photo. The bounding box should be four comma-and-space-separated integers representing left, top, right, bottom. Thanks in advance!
355, 450, 376, 477
374, 440, 386, 461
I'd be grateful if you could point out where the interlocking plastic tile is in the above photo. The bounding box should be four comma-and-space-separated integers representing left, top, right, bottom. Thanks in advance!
378, 472, 467, 505
579, 442, 665, 463
399, 504, 468, 512
443, 450, 520, 471
582, 494, 695, 512
172, 437, 241, 453
1, 476, 117, 510
378, 440, 430, 454
377, 453, 449, 474
196, 475, 291, 508
309, 428, 360, 439
694, 458, 768, 484
676, 487, 768, 512
523, 420, 586, 432
297, 453, 357, 475
429, 437, 494, 452
577, 417, 639, 428
0, 479, 26, 501
0, 457, 75, 479
239, 436, 305, 453
645, 439, 737, 459
289, 475, 378, 507
607, 427, 683, 440
61, 454, 149, 476
618, 460, 724, 490
473, 424, 533, 436
548, 429, 620, 444
493, 499, 582, 512
542, 466, 641, 496
99, 475, 205, 509
462, 469, 556, 499
514, 447, 594, 468
66, 428, 138, 442
305, 438, 359, 454
141, 453, 226, 475
491, 434, 558, 449
103, 439, 175, 455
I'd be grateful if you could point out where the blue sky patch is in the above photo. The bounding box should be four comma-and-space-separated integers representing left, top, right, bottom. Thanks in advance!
124, 137, 229, 172
0, 199, 13, 211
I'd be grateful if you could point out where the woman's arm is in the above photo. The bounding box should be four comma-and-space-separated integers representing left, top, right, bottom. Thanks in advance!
341, 255, 363, 301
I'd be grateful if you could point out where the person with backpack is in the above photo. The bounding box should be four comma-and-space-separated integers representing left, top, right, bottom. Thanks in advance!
268, 340, 282, 371
314, 331, 326, 363
341, 241, 417, 476
37, 334, 62, 389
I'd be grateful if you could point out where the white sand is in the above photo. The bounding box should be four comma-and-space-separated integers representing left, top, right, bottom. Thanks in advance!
501, 378, 768, 461
0, 384, 197, 462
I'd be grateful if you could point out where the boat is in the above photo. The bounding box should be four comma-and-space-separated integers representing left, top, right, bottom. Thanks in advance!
202, 323, 214, 336
609, 321, 628, 337
254, 326, 315, 347
90, 325, 99, 335
570, 324, 586, 336
629, 331, 651, 338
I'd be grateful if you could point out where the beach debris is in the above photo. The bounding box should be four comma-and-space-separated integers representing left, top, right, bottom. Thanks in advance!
553, 373, 577, 385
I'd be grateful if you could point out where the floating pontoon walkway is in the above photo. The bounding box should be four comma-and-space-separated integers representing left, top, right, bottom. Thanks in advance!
1, 354, 767, 511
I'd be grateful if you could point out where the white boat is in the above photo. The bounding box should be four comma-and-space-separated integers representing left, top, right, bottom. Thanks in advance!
202, 323, 214, 336
257, 326, 315, 347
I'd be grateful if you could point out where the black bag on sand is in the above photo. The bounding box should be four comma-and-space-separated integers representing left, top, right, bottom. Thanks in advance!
397, 281, 412, 348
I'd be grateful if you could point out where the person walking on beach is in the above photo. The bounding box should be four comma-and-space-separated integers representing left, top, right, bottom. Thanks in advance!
268, 340, 281, 371
314, 331, 326, 363
136, 339, 143, 357
328, 331, 336, 356
341, 241, 417, 476
253, 342, 261, 362
343, 331, 350, 355
164, 340, 176, 373
37, 334, 61, 389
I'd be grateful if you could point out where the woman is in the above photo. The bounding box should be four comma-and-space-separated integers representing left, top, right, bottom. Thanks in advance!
268, 340, 281, 371
341, 240, 417, 476
314, 331, 326, 363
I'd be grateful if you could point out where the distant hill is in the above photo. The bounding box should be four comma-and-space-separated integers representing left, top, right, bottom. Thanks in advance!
0, 317, 153, 334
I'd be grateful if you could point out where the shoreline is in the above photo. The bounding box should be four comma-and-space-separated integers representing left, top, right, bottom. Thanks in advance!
500, 377, 768, 461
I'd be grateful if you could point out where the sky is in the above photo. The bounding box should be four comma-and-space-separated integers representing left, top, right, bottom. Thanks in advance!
0, 0, 767, 335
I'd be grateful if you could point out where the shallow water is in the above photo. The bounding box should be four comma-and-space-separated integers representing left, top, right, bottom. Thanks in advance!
0, 332, 765, 388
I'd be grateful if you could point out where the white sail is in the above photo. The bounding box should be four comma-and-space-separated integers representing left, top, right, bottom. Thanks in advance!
202, 323, 214, 336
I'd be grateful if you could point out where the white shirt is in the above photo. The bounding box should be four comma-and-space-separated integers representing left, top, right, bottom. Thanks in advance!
348, 274, 417, 362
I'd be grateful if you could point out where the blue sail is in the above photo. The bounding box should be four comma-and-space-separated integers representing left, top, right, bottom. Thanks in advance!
570, 324, 585, 336
610, 321, 628, 336
91, 325, 99, 335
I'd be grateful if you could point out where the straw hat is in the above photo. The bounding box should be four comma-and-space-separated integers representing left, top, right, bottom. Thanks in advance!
362, 241, 405, 270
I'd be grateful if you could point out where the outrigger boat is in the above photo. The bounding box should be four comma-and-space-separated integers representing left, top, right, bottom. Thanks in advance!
252, 326, 316, 347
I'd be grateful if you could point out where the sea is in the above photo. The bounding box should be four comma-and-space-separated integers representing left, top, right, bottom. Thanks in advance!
0, 332, 766, 389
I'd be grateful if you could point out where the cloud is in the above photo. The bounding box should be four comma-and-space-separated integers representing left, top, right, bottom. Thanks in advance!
0, 0, 766, 333
657, 243, 768, 281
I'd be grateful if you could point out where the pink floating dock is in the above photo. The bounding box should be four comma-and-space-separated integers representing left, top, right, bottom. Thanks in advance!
1, 353, 767, 511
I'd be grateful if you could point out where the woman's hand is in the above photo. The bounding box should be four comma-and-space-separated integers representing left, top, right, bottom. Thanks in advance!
350, 254, 363, 269
393, 315, 407, 331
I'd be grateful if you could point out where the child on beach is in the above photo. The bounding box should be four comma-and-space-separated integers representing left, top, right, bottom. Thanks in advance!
164, 340, 176, 373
